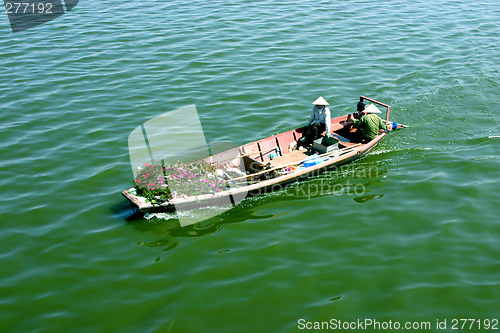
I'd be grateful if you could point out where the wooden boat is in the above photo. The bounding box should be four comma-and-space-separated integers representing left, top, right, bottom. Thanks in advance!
122, 96, 404, 213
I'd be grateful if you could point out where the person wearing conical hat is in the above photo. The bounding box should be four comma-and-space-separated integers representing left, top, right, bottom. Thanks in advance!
302, 96, 332, 145
348, 102, 388, 142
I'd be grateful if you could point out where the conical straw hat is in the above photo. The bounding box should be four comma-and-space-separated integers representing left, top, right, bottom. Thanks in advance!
312, 96, 329, 105
363, 103, 382, 113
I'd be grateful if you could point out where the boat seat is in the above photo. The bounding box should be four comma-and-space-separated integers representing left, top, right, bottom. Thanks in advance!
330, 133, 356, 149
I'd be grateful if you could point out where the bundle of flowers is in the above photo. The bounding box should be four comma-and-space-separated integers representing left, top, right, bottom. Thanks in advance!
132, 162, 227, 203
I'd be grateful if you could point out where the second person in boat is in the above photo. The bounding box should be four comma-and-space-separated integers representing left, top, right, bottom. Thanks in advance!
348, 102, 388, 143
301, 96, 333, 146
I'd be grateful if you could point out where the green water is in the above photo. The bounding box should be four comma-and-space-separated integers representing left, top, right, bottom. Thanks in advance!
1, 0, 500, 332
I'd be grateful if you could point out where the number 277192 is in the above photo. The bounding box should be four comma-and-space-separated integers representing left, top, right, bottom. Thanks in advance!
5, 2, 53, 14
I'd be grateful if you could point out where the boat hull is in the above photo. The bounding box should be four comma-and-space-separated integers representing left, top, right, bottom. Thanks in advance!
121, 129, 387, 213
122, 96, 396, 213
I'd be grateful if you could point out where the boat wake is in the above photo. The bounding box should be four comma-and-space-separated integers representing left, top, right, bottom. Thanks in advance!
144, 205, 230, 222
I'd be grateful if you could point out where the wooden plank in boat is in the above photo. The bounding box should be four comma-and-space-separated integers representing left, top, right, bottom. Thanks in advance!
240, 142, 260, 160
257, 137, 280, 163
269, 150, 309, 167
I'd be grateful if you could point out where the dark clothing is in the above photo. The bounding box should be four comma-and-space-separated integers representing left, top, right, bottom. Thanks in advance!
352, 113, 388, 141
304, 122, 325, 145
350, 130, 371, 144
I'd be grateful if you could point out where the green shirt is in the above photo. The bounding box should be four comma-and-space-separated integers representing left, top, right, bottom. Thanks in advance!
352, 113, 388, 140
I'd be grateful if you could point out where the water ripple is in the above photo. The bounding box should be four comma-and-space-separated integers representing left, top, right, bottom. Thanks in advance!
2, 0, 500, 331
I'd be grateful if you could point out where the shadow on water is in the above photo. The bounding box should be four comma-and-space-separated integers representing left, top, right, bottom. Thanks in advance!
125, 197, 292, 238
122, 162, 390, 253
353, 194, 385, 203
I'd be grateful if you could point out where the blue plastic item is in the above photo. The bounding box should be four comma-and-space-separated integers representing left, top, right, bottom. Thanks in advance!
269, 147, 281, 159
392, 122, 398, 130
303, 154, 323, 168
269, 153, 279, 159
269, 147, 280, 159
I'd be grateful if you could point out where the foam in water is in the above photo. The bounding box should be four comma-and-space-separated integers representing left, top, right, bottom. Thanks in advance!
144, 205, 230, 223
